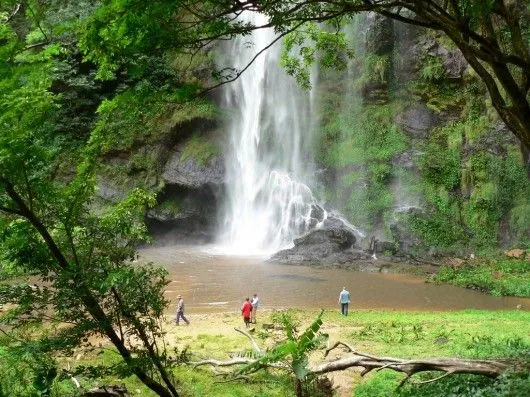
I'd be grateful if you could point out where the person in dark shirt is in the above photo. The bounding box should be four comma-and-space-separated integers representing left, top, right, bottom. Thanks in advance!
175, 295, 190, 325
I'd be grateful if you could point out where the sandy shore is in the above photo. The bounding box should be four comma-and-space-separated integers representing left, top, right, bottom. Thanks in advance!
161, 309, 359, 396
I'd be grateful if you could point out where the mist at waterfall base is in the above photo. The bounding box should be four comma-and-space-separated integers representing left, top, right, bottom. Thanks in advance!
214, 13, 321, 256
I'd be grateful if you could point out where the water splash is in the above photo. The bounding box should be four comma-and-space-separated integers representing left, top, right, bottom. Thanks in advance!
216, 13, 317, 255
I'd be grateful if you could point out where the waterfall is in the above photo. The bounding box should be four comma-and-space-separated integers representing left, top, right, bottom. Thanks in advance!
216, 13, 317, 255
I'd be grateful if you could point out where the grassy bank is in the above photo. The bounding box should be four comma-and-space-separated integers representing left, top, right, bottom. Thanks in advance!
1, 309, 529, 396
433, 258, 530, 297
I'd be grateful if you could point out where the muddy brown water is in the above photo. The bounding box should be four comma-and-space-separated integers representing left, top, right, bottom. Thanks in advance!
139, 245, 530, 313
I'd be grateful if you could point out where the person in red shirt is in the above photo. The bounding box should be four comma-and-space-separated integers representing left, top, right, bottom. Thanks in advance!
241, 297, 253, 328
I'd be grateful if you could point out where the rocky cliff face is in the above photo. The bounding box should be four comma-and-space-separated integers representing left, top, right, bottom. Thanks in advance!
313, 15, 529, 257
95, 15, 529, 256
147, 142, 224, 244
94, 101, 224, 244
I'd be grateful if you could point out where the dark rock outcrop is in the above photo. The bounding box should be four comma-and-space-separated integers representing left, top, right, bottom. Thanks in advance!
146, 184, 220, 244
361, 14, 394, 105
374, 240, 397, 255
149, 137, 225, 243
162, 151, 224, 188
389, 208, 424, 254
424, 39, 468, 79
310, 204, 325, 223
395, 103, 438, 139
270, 217, 370, 265
366, 14, 394, 55
96, 177, 126, 203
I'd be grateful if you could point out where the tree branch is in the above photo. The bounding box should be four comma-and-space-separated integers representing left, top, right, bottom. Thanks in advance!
234, 327, 262, 354
323, 341, 354, 357
0, 205, 24, 216
192, 357, 258, 367
4, 3, 22, 22
198, 21, 306, 95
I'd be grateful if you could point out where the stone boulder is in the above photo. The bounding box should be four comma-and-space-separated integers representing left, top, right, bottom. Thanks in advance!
307, 204, 326, 228
447, 257, 466, 268
395, 102, 438, 139
425, 39, 468, 79
310, 204, 325, 223
270, 216, 368, 265
293, 226, 355, 250
162, 151, 224, 189
505, 249, 526, 259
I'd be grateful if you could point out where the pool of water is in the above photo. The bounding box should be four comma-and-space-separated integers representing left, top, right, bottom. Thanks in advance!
139, 245, 530, 313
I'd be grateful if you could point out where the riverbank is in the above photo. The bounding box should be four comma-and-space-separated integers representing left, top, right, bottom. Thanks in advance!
432, 257, 530, 297
270, 248, 530, 298
12, 308, 526, 397
139, 246, 530, 313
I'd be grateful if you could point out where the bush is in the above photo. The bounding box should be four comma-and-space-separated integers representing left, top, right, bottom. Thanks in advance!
0, 344, 66, 397
434, 259, 530, 297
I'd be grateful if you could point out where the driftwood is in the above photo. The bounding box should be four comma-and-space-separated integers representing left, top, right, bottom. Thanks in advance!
82, 385, 129, 397
315, 342, 511, 386
234, 327, 261, 354
192, 337, 517, 387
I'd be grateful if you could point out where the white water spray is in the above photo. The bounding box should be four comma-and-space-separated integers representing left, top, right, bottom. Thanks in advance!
217, 13, 317, 255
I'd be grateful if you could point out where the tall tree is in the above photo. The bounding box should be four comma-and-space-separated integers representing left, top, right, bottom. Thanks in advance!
0, 4, 180, 396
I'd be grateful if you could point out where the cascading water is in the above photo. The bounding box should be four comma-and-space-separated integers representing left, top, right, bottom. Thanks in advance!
217, 13, 318, 255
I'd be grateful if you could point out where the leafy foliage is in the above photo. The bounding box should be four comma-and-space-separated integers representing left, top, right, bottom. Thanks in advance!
318, 100, 406, 230
434, 258, 530, 297
236, 310, 327, 381
0, 5, 181, 396
0, 344, 58, 397
408, 112, 530, 248
281, 22, 353, 89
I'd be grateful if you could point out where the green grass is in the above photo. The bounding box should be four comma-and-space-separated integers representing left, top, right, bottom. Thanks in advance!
2, 309, 529, 396
433, 258, 530, 297
323, 310, 530, 397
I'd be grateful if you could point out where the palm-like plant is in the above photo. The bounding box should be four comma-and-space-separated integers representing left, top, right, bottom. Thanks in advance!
236, 310, 329, 397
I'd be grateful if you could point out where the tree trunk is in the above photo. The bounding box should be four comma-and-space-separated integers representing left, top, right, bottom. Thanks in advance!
1, 179, 178, 397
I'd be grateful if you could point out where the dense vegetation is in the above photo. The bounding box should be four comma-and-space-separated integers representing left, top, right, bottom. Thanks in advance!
1, 1, 529, 396
315, 19, 530, 251
433, 258, 530, 297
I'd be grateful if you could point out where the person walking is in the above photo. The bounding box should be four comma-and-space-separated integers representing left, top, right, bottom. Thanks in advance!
241, 297, 253, 328
338, 287, 350, 316
175, 295, 190, 325
250, 293, 259, 324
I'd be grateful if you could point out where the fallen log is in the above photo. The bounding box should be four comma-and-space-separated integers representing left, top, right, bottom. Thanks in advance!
82, 385, 129, 396
311, 354, 511, 386
193, 340, 518, 387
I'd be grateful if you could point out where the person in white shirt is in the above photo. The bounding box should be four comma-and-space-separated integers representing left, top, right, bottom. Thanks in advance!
338, 287, 350, 316
251, 293, 259, 324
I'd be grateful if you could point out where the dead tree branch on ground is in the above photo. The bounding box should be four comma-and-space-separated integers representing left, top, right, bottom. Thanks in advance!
192, 335, 519, 387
